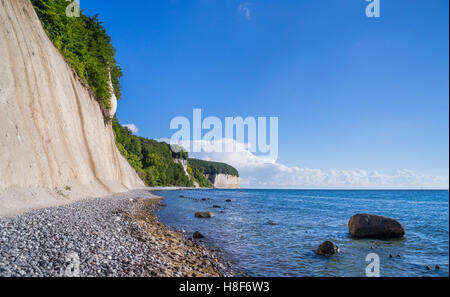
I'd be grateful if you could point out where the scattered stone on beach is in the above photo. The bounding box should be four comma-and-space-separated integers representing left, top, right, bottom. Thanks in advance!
212, 205, 221, 209
226, 199, 232, 202
193, 232, 205, 239
426, 265, 431, 271
267, 220, 278, 226
195, 212, 215, 219
314, 241, 340, 256
348, 214, 405, 239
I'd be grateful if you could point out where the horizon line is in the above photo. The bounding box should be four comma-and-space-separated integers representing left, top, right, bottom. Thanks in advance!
228, 188, 450, 191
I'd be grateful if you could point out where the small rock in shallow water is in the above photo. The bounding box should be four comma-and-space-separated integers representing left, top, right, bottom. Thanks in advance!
426, 265, 431, 271
435, 265, 440, 270
267, 220, 278, 226
201, 198, 207, 201
212, 205, 221, 208
389, 254, 393, 258
226, 199, 232, 202
315, 241, 340, 256
195, 212, 214, 219
193, 232, 204, 239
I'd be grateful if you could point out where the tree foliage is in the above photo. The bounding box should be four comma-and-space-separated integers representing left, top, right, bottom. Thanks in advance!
112, 117, 211, 187
191, 166, 213, 187
188, 159, 239, 177
31, 0, 122, 111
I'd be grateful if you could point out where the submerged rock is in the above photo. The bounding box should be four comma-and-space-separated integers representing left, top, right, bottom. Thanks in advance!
193, 232, 205, 239
267, 220, 278, 226
212, 205, 221, 209
348, 214, 405, 239
195, 212, 215, 219
225, 199, 232, 202
315, 241, 340, 256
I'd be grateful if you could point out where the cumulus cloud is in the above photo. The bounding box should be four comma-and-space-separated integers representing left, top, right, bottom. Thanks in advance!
183, 139, 449, 189
238, 2, 252, 20
123, 124, 138, 134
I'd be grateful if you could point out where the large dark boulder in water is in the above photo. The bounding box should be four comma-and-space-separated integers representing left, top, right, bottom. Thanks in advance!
315, 241, 340, 256
348, 214, 405, 239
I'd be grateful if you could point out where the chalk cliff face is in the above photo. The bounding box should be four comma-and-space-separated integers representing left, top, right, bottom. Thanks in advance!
206, 174, 240, 189
0, 0, 144, 216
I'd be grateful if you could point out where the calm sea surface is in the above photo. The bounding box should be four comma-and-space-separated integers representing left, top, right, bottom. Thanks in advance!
155, 189, 449, 277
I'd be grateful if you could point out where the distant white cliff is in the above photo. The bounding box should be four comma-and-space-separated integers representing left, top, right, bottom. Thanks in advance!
206, 174, 240, 189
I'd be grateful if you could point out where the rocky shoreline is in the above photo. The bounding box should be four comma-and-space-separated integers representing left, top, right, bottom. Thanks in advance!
0, 189, 233, 277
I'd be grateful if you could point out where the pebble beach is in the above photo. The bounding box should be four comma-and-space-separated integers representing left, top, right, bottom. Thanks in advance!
0, 189, 232, 277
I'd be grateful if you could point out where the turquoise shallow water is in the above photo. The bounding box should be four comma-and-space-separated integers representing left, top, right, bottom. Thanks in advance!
155, 189, 449, 277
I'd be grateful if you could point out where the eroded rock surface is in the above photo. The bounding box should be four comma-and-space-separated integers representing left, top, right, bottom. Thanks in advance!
0, 0, 143, 217
348, 214, 405, 239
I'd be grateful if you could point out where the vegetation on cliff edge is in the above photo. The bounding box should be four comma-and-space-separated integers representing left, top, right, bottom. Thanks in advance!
112, 117, 211, 187
31, 0, 122, 111
32, 0, 237, 188
189, 159, 239, 177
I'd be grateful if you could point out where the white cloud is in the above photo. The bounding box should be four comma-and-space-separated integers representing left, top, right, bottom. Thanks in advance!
123, 124, 138, 134
238, 2, 252, 20
185, 139, 449, 189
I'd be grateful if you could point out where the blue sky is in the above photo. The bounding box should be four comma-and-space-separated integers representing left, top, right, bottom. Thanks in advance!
82, 0, 448, 188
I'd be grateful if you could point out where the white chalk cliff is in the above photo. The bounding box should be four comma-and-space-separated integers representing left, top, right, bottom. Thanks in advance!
0, 0, 144, 217
206, 174, 240, 189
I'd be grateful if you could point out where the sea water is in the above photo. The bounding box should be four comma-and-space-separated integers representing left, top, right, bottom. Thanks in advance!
155, 189, 449, 277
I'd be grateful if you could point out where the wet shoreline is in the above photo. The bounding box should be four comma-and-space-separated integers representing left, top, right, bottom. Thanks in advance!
154, 189, 449, 277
